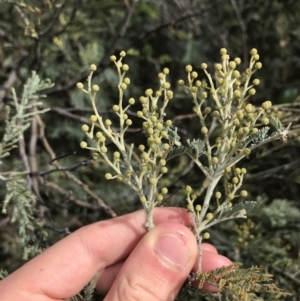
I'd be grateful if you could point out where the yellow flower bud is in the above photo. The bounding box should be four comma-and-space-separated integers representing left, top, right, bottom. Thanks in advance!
250, 48, 258, 55
255, 62, 262, 69
261, 100, 272, 109
215, 192, 222, 199
206, 213, 213, 220
241, 168, 247, 174
232, 177, 239, 184
128, 98, 135, 105
234, 90, 241, 98
215, 63, 222, 71
195, 80, 202, 87
167, 90, 173, 99
138, 144, 145, 151
232, 70, 240, 78
233, 118, 239, 126
195, 204, 201, 211
156, 123, 163, 131
191, 71, 198, 78
229, 61, 236, 69
212, 110, 220, 118
163, 143, 170, 150
158, 72, 164, 79
234, 57, 241, 65
90, 64, 97, 71
96, 132, 103, 139
81, 124, 89, 132
160, 159, 166, 166
201, 63, 207, 69
76, 82, 84, 89
212, 157, 219, 164
99, 136, 106, 143
261, 117, 269, 125
113, 105, 120, 112
243, 148, 251, 156
162, 82, 171, 89
185, 185, 192, 192
253, 79, 260, 85
221, 54, 229, 61
201, 127, 208, 134
124, 77, 130, 85
161, 187, 168, 194
185, 65, 193, 72
105, 119, 112, 126
122, 64, 129, 71
140, 196, 147, 203
220, 48, 227, 55
105, 173, 113, 180
161, 167, 168, 173
240, 190, 248, 197
80, 141, 87, 149
201, 92, 208, 99
149, 177, 156, 185
248, 88, 256, 95
90, 115, 97, 123
240, 209, 247, 215
110, 55, 117, 61
165, 120, 172, 126
92, 153, 99, 160
236, 109, 244, 119
178, 79, 185, 86
245, 104, 254, 113
252, 54, 260, 61
120, 50, 126, 57
145, 88, 153, 96
137, 111, 143, 117
126, 119, 132, 126
203, 232, 210, 239
161, 130, 168, 138
227, 193, 234, 200
163, 67, 169, 74
204, 107, 211, 115
113, 151, 120, 159
120, 83, 127, 90
100, 146, 108, 153
157, 194, 164, 202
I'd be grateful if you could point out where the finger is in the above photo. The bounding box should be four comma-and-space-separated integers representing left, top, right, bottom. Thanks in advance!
97, 243, 219, 294
104, 223, 198, 301
0, 207, 192, 299
201, 243, 218, 254
97, 261, 124, 294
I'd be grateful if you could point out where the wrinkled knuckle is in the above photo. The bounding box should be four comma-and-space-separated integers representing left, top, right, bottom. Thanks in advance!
117, 275, 160, 301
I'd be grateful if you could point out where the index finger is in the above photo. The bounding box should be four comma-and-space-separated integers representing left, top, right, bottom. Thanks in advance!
1, 207, 192, 300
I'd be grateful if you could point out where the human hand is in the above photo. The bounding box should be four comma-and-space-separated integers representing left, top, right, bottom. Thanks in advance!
0, 207, 232, 301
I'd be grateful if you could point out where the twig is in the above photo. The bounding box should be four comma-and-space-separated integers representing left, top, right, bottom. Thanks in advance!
39, 0, 69, 36
29, 110, 43, 202
230, 0, 248, 67
35, 115, 117, 217
246, 159, 300, 180
44, 0, 137, 95
139, 0, 222, 40
45, 181, 100, 210
0, 70, 17, 110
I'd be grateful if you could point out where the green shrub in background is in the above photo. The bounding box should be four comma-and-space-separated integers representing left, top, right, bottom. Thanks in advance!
0, 0, 299, 300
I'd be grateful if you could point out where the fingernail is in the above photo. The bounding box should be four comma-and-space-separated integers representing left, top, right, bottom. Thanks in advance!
155, 233, 190, 269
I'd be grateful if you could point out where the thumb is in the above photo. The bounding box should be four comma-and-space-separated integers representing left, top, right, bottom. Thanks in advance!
104, 223, 198, 301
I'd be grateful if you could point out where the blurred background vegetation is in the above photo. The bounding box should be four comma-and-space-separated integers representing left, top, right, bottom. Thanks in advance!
0, 0, 299, 300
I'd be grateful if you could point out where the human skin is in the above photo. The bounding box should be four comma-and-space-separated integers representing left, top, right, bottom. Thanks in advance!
0, 207, 232, 301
